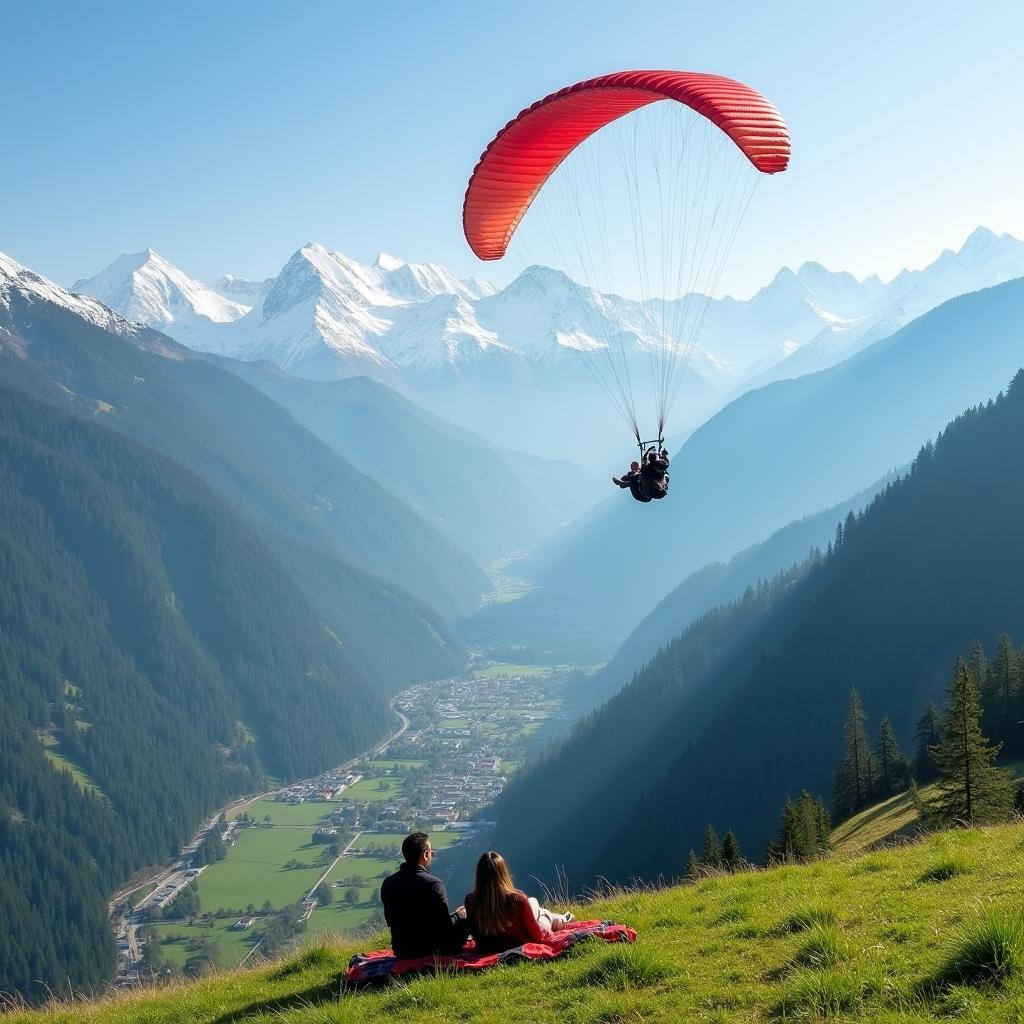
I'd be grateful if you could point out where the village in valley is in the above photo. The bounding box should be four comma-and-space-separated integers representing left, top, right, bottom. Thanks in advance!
113, 663, 574, 984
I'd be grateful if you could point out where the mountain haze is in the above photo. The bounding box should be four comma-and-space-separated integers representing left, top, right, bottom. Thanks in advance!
216, 362, 601, 565
495, 369, 1024, 887
524, 274, 1024, 652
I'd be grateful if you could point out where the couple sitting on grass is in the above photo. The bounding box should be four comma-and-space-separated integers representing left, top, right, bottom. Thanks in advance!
380, 831, 573, 958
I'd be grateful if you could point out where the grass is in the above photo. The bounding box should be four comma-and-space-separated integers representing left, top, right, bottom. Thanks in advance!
829, 784, 935, 856
195, 826, 329, 911
38, 734, 105, 798
17, 821, 1024, 1023
150, 919, 263, 969
365, 760, 428, 771
932, 909, 1024, 988
917, 852, 974, 884
342, 779, 405, 803
230, 798, 336, 827
791, 925, 848, 969
351, 832, 458, 852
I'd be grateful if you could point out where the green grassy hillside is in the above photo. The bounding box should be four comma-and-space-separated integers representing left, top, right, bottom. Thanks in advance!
11, 820, 1024, 1023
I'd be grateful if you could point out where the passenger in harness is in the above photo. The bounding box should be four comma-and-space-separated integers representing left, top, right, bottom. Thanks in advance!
612, 448, 669, 502
612, 461, 642, 492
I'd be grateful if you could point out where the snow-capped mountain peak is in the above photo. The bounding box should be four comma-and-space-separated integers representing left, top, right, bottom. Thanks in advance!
375, 252, 405, 272
1, 249, 186, 358
73, 249, 250, 345
71, 226, 1024, 437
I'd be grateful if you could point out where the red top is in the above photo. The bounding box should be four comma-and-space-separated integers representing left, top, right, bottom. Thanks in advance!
463, 69, 791, 260
465, 889, 549, 953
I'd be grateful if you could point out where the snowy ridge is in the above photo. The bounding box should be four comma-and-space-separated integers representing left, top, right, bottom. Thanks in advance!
72, 251, 249, 348
68, 227, 1024, 462
1, 250, 145, 341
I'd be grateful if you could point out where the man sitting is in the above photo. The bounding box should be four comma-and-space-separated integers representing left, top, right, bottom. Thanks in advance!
380, 832, 468, 958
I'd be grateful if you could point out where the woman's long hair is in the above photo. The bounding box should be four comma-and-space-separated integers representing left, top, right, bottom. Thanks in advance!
469, 851, 518, 935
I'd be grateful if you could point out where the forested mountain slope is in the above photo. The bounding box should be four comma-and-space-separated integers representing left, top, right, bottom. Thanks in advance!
496, 370, 1024, 887
527, 276, 1024, 651
581, 472, 897, 711
215, 364, 599, 564
1, 257, 481, 689
0, 382, 391, 1002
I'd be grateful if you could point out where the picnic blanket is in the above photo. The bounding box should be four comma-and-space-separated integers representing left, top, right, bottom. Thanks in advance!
345, 919, 637, 985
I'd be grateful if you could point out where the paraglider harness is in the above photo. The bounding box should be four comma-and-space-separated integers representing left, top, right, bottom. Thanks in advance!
629, 437, 669, 503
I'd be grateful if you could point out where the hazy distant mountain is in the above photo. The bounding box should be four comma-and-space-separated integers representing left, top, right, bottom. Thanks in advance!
740, 227, 1024, 389
488, 274, 1024, 657
216, 363, 600, 565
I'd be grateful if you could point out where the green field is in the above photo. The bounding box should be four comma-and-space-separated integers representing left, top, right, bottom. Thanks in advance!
366, 759, 428, 771
229, 797, 335, 826
195, 825, 327, 911
437, 718, 471, 729
471, 662, 550, 679
353, 831, 459, 852
343, 778, 405, 802
150, 918, 262, 969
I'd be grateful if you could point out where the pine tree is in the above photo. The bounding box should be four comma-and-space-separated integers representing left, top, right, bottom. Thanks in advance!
875, 717, 909, 798
914, 702, 942, 782
833, 689, 876, 820
763, 792, 830, 864
992, 634, 1021, 755
721, 830, 742, 870
701, 824, 722, 867
929, 661, 1014, 825
813, 796, 832, 853
683, 849, 700, 879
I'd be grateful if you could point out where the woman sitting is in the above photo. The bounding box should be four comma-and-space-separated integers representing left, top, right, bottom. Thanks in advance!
465, 850, 573, 954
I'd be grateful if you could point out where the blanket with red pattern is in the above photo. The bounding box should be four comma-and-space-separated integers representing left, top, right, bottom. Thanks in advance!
345, 919, 637, 985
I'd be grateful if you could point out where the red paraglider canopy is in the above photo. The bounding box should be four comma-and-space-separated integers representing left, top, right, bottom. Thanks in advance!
463, 70, 790, 261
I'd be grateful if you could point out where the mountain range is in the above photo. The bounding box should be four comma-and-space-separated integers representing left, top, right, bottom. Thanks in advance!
477, 272, 1024, 658
73, 227, 1024, 468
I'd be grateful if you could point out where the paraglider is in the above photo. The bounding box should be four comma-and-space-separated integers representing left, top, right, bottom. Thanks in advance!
463, 70, 791, 502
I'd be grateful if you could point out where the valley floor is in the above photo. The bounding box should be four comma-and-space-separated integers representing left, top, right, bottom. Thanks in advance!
12, 819, 1024, 1023
113, 663, 575, 983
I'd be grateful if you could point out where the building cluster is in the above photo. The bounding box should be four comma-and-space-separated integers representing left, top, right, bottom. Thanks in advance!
272, 770, 361, 807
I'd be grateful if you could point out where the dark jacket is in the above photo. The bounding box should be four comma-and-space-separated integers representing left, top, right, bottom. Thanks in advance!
380, 863, 467, 958
639, 454, 670, 499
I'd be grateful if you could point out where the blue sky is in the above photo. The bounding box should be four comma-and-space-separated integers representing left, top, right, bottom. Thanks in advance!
3, 0, 1023, 297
